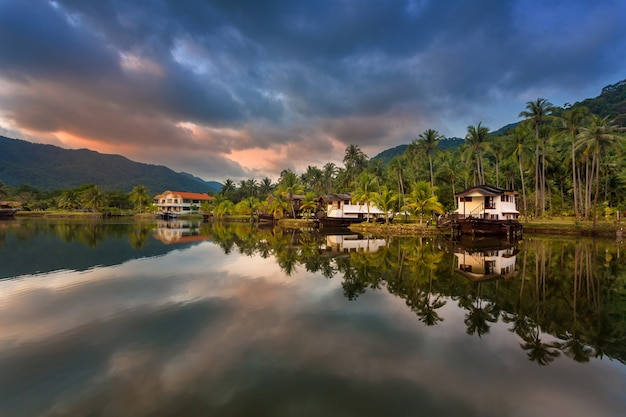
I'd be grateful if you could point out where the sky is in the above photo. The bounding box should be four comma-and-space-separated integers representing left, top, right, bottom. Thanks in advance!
1, 0, 625, 183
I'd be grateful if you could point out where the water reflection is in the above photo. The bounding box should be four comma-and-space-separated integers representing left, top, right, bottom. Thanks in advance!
1, 220, 626, 416
195, 223, 626, 367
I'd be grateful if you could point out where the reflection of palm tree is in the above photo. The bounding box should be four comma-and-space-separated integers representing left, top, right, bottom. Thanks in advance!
129, 225, 149, 249
417, 291, 446, 326
520, 326, 561, 366
560, 334, 593, 363
276, 247, 299, 276
464, 284, 497, 337
335, 257, 365, 300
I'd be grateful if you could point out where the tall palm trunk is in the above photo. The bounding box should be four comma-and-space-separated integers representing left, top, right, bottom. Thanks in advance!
571, 140, 579, 218
519, 153, 528, 222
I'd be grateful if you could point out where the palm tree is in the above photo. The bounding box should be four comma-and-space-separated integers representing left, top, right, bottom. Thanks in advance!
221, 179, 236, 200
266, 192, 290, 219
435, 151, 461, 208
343, 144, 368, 186
303, 166, 324, 194
276, 170, 304, 218
371, 186, 398, 225
556, 107, 588, 219
57, 189, 81, 211
508, 124, 533, 220
322, 162, 337, 193
299, 192, 318, 218
519, 98, 553, 216
465, 123, 490, 185
486, 135, 505, 188
416, 128, 443, 188
81, 185, 107, 212
402, 181, 445, 226
387, 156, 406, 210
259, 177, 274, 198
351, 172, 380, 221
129, 184, 150, 213
245, 178, 258, 198
577, 115, 623, 231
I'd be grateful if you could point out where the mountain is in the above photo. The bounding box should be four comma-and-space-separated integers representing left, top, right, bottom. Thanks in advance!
372, 137, 464, 164
0, 136, 221, 195
573, 78, 626, 125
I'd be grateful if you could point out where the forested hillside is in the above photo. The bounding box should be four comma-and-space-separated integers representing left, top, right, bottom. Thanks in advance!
574, 78, 626, 125
0, 136, 221, 194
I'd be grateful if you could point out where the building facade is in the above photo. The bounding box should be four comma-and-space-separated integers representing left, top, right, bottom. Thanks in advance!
154, 190, 214, 216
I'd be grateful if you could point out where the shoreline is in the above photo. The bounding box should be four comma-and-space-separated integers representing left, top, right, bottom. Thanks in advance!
10, 211, 624, 238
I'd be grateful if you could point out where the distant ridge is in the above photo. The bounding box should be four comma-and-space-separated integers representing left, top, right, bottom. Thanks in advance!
0, 136, 221, 195
372, 137, 464, 164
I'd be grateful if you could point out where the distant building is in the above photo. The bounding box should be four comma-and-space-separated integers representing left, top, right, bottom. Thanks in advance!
154, 190, 213, 216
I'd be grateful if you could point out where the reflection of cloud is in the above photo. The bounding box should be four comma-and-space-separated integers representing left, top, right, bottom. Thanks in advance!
0, 243, 624, 416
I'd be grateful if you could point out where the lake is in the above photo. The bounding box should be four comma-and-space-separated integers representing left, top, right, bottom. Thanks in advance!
1, 218, 625, 417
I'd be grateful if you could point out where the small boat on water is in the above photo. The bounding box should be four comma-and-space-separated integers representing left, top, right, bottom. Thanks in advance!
438, 185, 522, 238
315, 194, 390, 228
0, 202, 20, 218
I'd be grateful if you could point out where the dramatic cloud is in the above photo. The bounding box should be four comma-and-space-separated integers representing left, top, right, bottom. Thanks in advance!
1, 0, 625, 182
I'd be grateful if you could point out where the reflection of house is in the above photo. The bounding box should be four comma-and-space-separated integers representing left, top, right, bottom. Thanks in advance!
154, 190, 213, 217
454, 245, 518, 282
153, 220, 211, 244
322, 234, 387, 254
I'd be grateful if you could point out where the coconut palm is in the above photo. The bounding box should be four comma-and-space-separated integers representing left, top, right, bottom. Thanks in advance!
507, 124, 534, 220
519, 98, 553, 216
259, 177, 274, 197
577, 115, 623, 231
402, 181, 445, 226
371, 186, 398, 225
343, 144, 368, 186
322, 162, 337, 193
81, 185, 107, 212
276, 170, 304, 218
465, 123, 490, 185
129, 184, 150, 213
299, 192, 318, 218
415, 129, 443, 188
58, 189, 81, 210
556, 107, 588, 218
351, 172, 380, 221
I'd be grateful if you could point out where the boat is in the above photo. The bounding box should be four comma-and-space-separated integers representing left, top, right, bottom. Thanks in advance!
256, 213, 276, 223
439, 185, 522, 238
0, 202, 20, 218
316, 194, 390, 228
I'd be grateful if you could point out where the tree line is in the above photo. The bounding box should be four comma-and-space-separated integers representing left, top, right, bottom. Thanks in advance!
2, 97, 624, 222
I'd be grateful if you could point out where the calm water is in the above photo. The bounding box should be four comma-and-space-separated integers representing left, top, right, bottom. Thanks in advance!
1, 218, 625, 417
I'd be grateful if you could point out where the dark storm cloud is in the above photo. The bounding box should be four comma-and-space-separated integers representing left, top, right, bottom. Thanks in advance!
0, 0, 625, 180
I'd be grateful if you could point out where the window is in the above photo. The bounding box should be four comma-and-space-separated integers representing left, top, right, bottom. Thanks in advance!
460, 196, 472, 202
